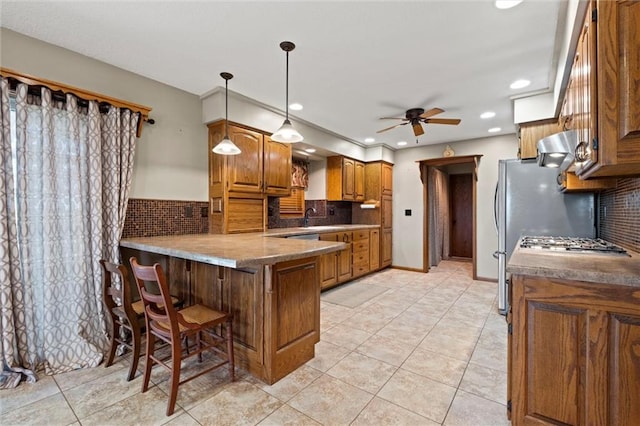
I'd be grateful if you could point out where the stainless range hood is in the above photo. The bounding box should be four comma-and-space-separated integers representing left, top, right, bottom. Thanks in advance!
536, 130, 577, 170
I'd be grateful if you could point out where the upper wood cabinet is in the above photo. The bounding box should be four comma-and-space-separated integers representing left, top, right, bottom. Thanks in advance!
558, 170, 617, 193
573, 0, 640, 178
208, 121, 292, 234
518, 119, 561, 160
263, 136, 292, 196
381, 162, 393, 195
209, 121, 291, 196
326, 156, 365, 201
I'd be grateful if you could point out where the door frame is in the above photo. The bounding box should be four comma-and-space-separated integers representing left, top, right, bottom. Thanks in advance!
417, 154, 482, 279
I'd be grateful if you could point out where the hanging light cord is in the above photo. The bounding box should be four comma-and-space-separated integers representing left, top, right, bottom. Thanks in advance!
225, 77, 229, 137
285, 49, 289, 121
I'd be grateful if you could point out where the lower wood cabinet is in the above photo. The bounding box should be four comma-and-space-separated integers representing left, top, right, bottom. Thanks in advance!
352, 229, 370, 278
369, 228, 380, 271
509, 274, 640, 425
382, 229, 392, 267
336, 232, 352, 283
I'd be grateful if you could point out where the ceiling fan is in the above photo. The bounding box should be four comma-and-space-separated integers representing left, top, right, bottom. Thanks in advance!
377, 107, 461, 137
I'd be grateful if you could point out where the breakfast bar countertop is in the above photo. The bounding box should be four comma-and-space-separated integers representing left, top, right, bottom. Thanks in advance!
119, 225, 379, 269
507, 244, 640, 287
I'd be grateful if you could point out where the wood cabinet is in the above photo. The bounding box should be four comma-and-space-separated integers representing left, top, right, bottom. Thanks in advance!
558, 170, 617, 193
352, 161, 393, 269
571, 0, 640, 178
319, 231, 352, 289
327, 156, 365, 202
208, 121, 292, 234
352, 229, 370, 278
369, 228, 380, 271
264, 136, 292, 196
518, 119, 561, 160
509, 274, 640, 424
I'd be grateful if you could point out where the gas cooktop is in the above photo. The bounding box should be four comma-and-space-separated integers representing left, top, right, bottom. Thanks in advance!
520, 236, 628, 255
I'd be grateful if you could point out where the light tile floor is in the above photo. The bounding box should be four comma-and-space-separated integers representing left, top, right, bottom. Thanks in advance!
0, 260, 510, 425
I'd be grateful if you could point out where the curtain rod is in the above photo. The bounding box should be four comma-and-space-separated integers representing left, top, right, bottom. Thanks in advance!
1, 67, 154, 136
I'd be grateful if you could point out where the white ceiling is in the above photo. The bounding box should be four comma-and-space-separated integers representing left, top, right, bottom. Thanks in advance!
0, 0, 568, 151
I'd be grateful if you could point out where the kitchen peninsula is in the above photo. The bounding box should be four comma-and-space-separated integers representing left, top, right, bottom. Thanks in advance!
120, 226, 375, 384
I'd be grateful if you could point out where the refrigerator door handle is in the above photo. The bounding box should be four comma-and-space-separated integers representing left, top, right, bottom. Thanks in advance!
493, 182, 499, 235
493, 250, 505, 259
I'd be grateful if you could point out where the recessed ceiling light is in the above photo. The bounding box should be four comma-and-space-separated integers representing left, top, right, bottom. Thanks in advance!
304, 148, 316, 153
364, 137, 375, 143
488, 127, 502, 133
289, 103, 303, 111
510, 79, 531, 89
480, 111, 496, 119
397, 141, 407, 146
495, 0, 523, 9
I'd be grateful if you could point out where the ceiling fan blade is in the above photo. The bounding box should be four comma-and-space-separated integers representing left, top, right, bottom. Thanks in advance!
376, 122, 408, 133
412, 123, 425, 136
419, 107, 445, 119
424, 118, 461, 125
379, 117, 408, 120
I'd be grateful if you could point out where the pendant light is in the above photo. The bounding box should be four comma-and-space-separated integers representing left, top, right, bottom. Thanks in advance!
271, 41, 304, 143
212, 72, 241, 155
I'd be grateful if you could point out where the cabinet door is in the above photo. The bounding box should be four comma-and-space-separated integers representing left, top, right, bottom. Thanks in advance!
382, 229, 392, 267
381, 163, 393, 195
354, 161, 365, 202
264, 136, 292, 196
381, 195, 393, 230
342, 158, 355, 200
228, 126, 263, 193
518, 120, 561, 160
369, 229, 380, 270
337, 232, 352, 282
319, 233, 338, 289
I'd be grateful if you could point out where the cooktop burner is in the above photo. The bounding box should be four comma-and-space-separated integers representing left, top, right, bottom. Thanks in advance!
520, 236, 628, 255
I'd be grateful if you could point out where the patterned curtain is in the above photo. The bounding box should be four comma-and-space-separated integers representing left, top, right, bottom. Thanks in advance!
0, 78, 138, 387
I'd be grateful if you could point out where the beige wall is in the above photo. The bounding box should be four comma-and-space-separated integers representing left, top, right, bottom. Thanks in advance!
392, 134, 518, 280
1, 29, 208, 201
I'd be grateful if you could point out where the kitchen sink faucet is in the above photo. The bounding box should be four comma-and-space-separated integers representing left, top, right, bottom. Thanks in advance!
303, 207, 317, 227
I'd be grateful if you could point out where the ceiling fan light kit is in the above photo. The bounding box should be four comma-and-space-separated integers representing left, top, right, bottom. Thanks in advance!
377, 107, 461, 138
213, 72, 242, 155
272, 41, 304, 143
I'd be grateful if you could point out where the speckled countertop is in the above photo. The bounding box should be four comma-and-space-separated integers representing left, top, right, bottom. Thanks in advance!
507, 244, 640, 287
120, 225, 379, 269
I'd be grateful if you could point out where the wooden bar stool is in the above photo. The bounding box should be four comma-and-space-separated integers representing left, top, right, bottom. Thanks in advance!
100, 259, 181, 381
129, 257, 235, 416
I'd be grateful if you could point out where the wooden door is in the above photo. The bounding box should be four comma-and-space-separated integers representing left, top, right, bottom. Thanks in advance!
263, 136, 291, 196
342, 158, 355, 200
354, 161, 365, 201
228, 126, 263, 193
369, 229, 380, 270
381, 194, 392, 230
382, 229, 392, 267
337, 232, 352, 282
319, 233, 338, 289
381, 163, 393, 195
449, 173, 473, 258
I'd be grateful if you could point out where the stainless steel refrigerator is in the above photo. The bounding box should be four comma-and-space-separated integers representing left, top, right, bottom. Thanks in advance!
494, 159, 596, 314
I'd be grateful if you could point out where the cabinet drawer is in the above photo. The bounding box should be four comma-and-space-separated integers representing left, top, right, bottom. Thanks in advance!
353, 252, 369, 265
353, 230, 370, 241
352, 264, 369, 277
352, 241, 369, 253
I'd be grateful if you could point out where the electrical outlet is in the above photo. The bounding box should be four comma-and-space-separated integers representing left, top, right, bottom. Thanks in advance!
328, 206, 335, 216
405, 209, 412, 216
201, 206, 208, 218
184, 206, 193, 218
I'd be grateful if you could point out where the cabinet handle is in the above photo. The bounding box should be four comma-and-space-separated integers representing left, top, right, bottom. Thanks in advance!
575, 141, 589, 162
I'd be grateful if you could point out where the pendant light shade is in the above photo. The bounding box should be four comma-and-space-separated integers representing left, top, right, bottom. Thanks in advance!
213, 72, 241, 155
271, 41, 303, 143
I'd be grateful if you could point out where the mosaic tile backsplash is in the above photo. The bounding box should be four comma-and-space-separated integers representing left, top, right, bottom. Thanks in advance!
267, 198, 353, 229
599, 177, 640, 253
122, 199, 209, 238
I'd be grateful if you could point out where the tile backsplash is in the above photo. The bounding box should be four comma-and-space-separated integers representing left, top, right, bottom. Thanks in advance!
267, 198, 352, 229
122, 199, 208, 238
599, 177, 640, 252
